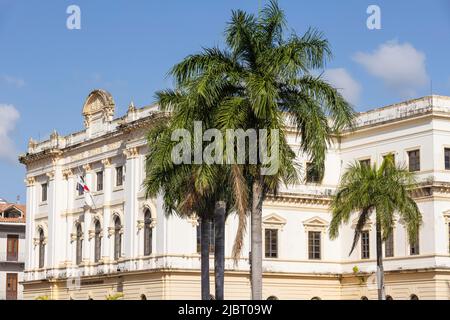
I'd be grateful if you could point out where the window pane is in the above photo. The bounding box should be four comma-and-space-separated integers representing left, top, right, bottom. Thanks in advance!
116, 167, 123, 186
96, 171, 103, 191
308, 231, 321, 260
385, 230, 394, 258
306, 163, 321, 183
445, 148, 450, 170
361, 231, 370, 259
265, 229, 278, 258
41, 183, 48, 202
410, 232, 420, 255
408, 150, 420, 172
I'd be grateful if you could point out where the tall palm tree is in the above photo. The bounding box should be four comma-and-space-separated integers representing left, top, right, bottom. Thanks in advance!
169, 0, 354, 299
329, 156, 423, 300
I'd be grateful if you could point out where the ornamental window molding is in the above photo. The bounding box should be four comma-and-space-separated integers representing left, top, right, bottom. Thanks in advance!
262, 213, 287, 231
351, 216, 373, 231
302, 216, 328, 233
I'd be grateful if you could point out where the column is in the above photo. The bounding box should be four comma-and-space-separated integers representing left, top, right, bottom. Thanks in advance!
24, 176, 36, 274
47, 157, 63, 269
63, 169, 75, 265
101, 158, 113, 263
82, 164, 93, 264
123, 147, 140, 262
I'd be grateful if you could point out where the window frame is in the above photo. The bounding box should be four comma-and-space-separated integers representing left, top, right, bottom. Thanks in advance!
407, 149, 420, 172
410, 231, 420, 256
38, 229, 45, 268
361, 230, 370, 259
384, 229, 394, 258
94, 221, 102, 263
6, 234, 19, 262
306, 162, 322, 184
144, 210, 153, 256
308, 231, 321, 260
445, 148, 450, 170
96, 171, 104, 192
115, 166, 124, 187
264, 228, 278, 258
75, 224, 83, 265
41, 183, 48, 202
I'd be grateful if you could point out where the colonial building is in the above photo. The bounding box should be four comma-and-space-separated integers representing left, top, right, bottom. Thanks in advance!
19, 90, 450, 300
0, 199, 26, 300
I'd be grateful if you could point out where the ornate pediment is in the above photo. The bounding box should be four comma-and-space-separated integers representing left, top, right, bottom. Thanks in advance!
82, 89, 115, 128
303, 216, 328, 228
262, 213, 287, 230
351, 215, 373, 230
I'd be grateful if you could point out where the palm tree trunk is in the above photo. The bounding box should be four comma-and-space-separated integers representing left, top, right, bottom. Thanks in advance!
214, 201, 226, 300
376, 218, 386, 300
251, 176, 264, 300
201, 217, 211, 300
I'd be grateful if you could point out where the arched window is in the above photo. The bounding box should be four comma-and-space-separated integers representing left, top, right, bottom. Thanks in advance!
76, 224, 83, 265
94, 221, 102, 263
140, 294, 147, 300
38, 228, 45, 268
311, 296, 321, 300
267, 295, 279, 300
360, 296, 368, 300
386, 295, 393, 300
410, 294, 419, 300
144, 210, 152, 256
114, 217, 122, 261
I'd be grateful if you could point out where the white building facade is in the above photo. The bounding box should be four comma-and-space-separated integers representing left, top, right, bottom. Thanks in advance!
19, 90, 450, 300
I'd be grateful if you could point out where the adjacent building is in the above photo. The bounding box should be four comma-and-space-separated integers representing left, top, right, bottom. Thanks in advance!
0, 199, 26, 300
19, 90, 450, 299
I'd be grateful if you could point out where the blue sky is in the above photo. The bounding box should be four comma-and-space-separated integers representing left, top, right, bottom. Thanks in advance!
0, 0, 449, 202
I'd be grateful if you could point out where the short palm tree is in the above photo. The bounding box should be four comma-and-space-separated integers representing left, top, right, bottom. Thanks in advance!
170, 0, 354, 299
329, 156, 422, 300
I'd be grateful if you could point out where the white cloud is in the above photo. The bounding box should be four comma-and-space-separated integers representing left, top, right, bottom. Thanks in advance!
1, 75, 25, 88
353, 41, 429, 98
0, 104, 20, 163
323, 68, 362, 106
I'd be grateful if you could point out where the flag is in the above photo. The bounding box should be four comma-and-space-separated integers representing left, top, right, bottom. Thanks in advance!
77, 176, 93, 207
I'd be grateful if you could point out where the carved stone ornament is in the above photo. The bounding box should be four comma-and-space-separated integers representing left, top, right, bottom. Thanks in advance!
82, 89, 116, 128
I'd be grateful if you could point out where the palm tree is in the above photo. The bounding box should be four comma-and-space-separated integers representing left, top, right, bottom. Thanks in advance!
169, 0, 354, 299
145, 82, 249, 300
329, 156, 422, 300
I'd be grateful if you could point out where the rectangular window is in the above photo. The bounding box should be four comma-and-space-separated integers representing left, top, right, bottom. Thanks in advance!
41, 183, 48, 202
410, 232, 420, 255
306, 162, 321, 183
96, 171, 103, 191
359, 159, 371, 167
308, 231, 321, 260
408, 150, 420, 172
385, 230, 394, 258
265, 229, 278, 258
6, 235, 19, 261
116, 166, 123, 187
445, 148, 450, 170
361, 231, 370, 259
